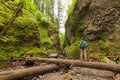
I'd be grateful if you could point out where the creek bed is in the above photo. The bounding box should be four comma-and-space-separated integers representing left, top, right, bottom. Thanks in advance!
0, 62, 115, 80
0, 62, 11, 69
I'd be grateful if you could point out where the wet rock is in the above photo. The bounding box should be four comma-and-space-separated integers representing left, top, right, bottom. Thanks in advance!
48, 53, 58, 58
31, 77, 37, 80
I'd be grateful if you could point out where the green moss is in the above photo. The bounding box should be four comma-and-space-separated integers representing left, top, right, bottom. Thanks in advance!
0, 0, 56, 62
0, 52, 8, 61
25, 0, 36, 11
45, 0, 51, 5
59, 33, 65, 49
99, 35, 107, 41
65, 40, 80, 59
67, 0, 76, 15
39, 27, 53, 49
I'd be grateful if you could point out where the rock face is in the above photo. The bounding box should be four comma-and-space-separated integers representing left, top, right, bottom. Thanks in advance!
84, 0, 120, 40
64, 0, 120, 56
48, 53, 58, 58
48, 24, 62, 54
65, 0, 120, 41
64, 0, 92, 47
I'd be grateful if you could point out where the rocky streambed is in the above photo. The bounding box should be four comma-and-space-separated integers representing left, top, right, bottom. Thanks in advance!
0, 60, 119, 80
30, 66, 114, 80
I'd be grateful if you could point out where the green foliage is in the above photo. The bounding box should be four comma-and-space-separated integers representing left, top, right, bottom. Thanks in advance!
116, 60, 120, 64
87, 39, 120, 63
45, 0, 51, 5
36, 11, 50, 27
25, 0, 36, 11
88, 52, 105, 61
0, 35, 18, 45
0, 11, 11, 19
67, 0, 76, 15
0, 0, 55, 62
99, 41, 109, 55
36, 11, 43, 22
0, 51, 8, 61
26, 47, 42, 56
0, 46, 16, 61
39, 27, 53, 50
0, 44, 54, 61
99, 35, 107, 41
59, 33, 65, 49
14, 0, 20, 3
65, 40, 80, 59
0, 2, 13, 25
40, 15, 50, 25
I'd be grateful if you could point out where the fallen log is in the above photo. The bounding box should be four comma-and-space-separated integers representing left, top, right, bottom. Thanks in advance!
28, 57, 120, 73
0, 64, 59, 80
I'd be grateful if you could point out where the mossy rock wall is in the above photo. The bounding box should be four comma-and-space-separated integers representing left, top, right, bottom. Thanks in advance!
0, 0, 57, 61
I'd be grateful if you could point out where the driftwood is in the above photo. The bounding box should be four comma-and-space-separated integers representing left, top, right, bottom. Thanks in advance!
0, 64, 59, 80
28, 57, 120, 73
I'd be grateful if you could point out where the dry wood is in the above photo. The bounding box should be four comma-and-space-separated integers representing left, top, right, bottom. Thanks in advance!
0, 64, 59, 80
28, 57, 120, 73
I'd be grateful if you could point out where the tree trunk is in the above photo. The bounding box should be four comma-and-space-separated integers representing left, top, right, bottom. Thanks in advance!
28, 57, 120, 73
0, 64, 59, 80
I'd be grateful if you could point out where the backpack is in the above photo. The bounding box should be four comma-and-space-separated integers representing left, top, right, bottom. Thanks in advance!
80, 40, 87, 48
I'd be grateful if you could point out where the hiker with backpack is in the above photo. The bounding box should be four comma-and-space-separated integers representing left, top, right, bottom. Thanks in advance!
80, 40, 87, 61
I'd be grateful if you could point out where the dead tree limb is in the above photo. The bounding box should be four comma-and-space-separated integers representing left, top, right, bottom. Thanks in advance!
28, 57, 120, 73
0, 64, 59, 80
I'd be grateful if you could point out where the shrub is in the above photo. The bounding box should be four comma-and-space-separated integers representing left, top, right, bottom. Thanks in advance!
65, 41, 80, 59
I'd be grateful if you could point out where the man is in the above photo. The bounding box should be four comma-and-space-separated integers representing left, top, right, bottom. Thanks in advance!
80, 40, 87, 61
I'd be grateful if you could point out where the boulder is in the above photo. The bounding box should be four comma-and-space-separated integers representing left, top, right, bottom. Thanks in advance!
48, 53, 58, 58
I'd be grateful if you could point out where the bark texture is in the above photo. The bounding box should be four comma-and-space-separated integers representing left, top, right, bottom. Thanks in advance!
0, 64, 59, 80
29, 57, 120, 73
